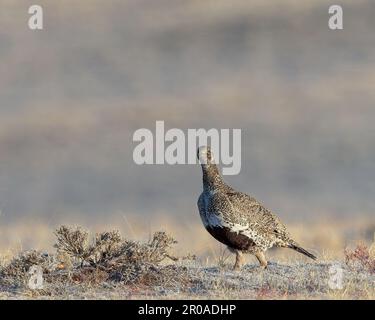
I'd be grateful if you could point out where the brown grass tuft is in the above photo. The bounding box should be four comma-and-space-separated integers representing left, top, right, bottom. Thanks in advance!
0, 250, 55, 286
0, 225, 195, 292
344, 243, 375, 274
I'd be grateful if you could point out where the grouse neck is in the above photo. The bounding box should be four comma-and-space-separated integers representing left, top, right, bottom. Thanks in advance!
202, 164, 225, 191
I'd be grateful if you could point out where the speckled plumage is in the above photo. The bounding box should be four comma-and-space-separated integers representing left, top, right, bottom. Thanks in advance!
197, 146, 316, 270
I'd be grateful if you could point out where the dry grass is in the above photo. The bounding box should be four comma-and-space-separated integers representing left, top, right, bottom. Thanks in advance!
1, 215, 373, 262
0, 223, 374, 300
344, 243, 375, 274
0, 226, 197, 298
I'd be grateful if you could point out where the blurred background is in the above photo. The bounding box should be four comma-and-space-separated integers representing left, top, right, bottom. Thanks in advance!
0, 0, 374, 259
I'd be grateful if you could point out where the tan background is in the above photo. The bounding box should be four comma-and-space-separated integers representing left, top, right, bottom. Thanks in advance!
0, 1, 374, 258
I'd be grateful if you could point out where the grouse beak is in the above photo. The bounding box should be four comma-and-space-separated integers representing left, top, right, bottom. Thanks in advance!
197, 146, 212, 164
197, 146, 206, 164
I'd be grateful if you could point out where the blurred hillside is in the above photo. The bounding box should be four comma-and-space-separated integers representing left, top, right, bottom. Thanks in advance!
0, 0, 374, 230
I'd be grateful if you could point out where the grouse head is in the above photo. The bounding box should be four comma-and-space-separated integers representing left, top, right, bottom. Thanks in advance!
197, 146, 215, 165
197, 146, 222, 188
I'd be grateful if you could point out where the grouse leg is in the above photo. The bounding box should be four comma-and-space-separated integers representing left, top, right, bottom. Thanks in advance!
255, 251, 268, 269
233, 250, 244, 270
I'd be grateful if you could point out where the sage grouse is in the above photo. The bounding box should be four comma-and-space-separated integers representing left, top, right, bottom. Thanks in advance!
197, 146, 316, 270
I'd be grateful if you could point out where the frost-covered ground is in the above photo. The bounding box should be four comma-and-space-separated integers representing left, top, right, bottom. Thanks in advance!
1, 261, 374, 300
